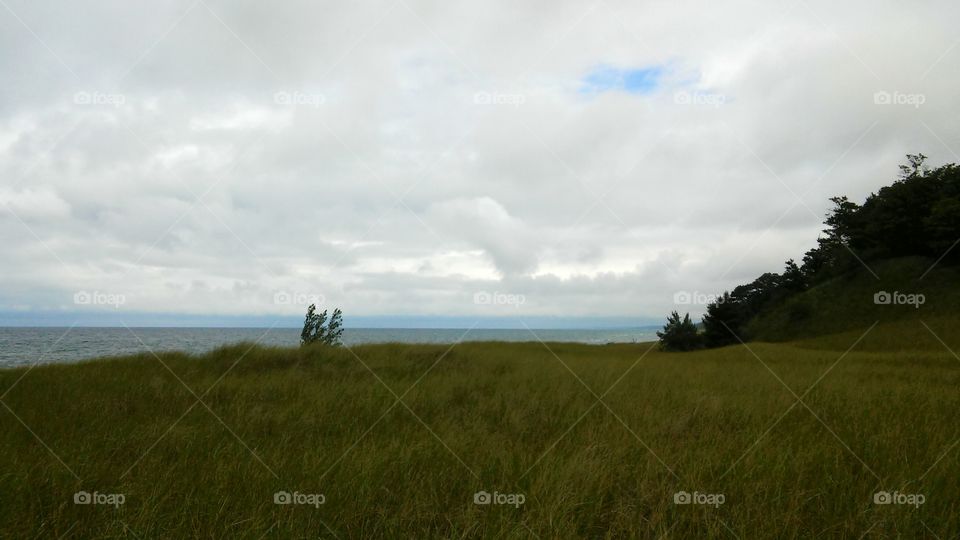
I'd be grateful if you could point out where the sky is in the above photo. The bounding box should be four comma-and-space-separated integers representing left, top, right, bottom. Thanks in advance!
1, 0, 958, 327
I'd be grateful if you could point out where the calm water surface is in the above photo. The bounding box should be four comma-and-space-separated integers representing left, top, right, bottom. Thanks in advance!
0, 327, 659, 367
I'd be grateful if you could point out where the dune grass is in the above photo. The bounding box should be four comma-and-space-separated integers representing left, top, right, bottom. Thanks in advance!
1, 328, 959, 538
747, 257, 960, 344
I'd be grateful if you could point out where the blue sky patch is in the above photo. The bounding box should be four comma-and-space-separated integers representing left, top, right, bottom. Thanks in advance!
581, 65, 664, 95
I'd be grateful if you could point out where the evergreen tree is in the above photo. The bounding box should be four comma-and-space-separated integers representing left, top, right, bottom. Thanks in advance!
780, 259, 806, 293
701, 293, 744, 348
656, 311, 702, 352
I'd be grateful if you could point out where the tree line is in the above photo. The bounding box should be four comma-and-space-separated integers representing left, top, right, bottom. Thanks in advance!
658, 154, 960, 351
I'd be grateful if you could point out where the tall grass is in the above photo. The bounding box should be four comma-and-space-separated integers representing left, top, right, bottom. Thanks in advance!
1, 332, 958, 538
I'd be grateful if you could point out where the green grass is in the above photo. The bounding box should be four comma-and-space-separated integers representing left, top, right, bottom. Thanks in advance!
1, 329, 959, 538
747, 257, 960, 343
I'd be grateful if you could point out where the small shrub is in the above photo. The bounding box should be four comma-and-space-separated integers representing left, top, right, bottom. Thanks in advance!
657, 311, 703, 352
300, 304, 345, 346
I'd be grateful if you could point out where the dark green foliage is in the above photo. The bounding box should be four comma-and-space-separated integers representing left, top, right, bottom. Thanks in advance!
700, 270, 789, 346
780, 259, 806, 293
687, 154, 960, 348
785, 300, 812, 324
731, 272, 783, 314
701, 293, 745, 347
300, 304, 345, 346
927, 197, 960, 254
847, 155, 960, 261
656, 311, 702, 351
824, 196, 860, 245
800, 238, 851, 285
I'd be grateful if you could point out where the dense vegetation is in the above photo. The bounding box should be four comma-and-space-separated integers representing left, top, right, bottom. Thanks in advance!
659, 154, 960, 351
1, 331, 959, 538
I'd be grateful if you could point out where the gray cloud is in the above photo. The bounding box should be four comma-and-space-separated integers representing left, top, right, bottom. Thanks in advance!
1, 0, 958, 322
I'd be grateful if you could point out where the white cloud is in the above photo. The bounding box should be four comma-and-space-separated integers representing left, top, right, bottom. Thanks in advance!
0, 0, 958, 321
0, 187, 71, 220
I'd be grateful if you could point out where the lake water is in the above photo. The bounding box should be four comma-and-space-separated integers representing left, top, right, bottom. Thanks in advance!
0, 327, 659, 368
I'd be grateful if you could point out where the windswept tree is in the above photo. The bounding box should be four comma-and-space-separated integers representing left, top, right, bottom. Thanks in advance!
899, 153, 929, 179
300, 304, 345, 346
656, 311, 702, 352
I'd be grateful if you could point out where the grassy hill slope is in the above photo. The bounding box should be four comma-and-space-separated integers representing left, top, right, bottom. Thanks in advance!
746, 257, 960, 349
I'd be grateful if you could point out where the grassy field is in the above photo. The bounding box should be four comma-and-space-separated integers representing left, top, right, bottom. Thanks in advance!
1, 325, 959, 538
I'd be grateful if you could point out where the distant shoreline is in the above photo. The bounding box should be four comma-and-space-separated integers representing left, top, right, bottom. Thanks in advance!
0, 327, 660, 367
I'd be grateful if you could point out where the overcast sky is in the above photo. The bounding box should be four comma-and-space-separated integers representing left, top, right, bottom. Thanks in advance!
1, 0, 958, 325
